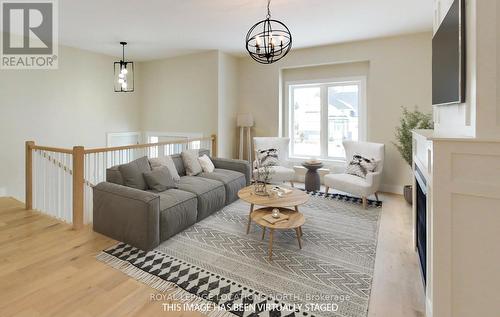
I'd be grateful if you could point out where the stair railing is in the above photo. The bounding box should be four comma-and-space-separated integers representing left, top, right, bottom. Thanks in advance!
25, 135, 216, 229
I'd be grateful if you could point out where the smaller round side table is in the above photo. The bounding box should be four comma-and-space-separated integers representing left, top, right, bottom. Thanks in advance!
302, 162, 324, 192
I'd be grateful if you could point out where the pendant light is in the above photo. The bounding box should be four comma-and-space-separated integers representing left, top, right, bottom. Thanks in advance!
114, 42, 134, 92
245, 0, 292, 64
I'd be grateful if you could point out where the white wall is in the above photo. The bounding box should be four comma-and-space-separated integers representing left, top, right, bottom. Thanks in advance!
139, 50, 239, 159
217, 52, 239, 158
238, 33, 433, 193
433, 0, 476, 137
1, 33, 434, 199
0, 45, 141, 201
433, 0, 500, 139
138, 51, 219, 137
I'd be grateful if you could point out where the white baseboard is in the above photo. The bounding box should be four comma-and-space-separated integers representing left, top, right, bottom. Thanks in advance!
379, 184, 403, 195
0, 187, 6, 197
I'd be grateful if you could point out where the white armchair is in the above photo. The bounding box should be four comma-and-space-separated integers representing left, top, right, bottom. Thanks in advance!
324, 141, 385, 209
253, 137, 295, 186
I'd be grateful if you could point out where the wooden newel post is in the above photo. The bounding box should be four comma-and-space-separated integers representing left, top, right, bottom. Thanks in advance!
72, 146, 85, 230
25, 141, 35, 210
211, 134, 217, 157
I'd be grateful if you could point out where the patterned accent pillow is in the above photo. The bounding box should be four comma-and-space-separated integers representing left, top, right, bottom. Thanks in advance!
346, 154, 378, 178
256, 148, 279, 167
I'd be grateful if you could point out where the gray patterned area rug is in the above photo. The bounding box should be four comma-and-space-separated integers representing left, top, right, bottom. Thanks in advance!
97, 194, 381, 317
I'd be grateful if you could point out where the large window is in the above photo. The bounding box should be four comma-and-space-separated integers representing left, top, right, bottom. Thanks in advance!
288, 78, 366, 160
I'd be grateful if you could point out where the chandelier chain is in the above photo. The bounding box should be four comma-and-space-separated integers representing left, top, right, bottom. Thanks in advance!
266, 0, 271, 19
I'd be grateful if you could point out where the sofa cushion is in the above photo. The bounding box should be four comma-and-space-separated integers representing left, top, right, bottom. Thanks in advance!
106, 166, 124, 185
170, 149, 211, 176
154, 189, 198, 241
118, 156, 151, 190
143, 166, 177, 192
177, 176, 225, 221
324, 173, 371, 197
198, 154, 215, 173
182, 149, 203, 176
149, 156, 181, 182
199, 168, 246, 204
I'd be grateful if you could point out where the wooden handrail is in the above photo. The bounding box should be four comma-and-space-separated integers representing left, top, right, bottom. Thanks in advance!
84, 136, 215, 154
31, 145, 73, 154
29, 135, 217, 155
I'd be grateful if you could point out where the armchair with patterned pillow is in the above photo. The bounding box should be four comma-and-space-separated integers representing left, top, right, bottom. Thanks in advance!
324, 141, 385, 209
252, 137, 295, 187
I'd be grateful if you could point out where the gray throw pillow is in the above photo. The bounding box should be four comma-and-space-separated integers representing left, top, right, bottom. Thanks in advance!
181, 149, 203, 176
143, 166, 177, 192
118, 156, 151, 190
149, 155, 181, 182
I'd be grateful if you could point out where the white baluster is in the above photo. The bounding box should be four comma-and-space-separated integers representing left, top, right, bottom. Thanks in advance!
57, 152, 61, 220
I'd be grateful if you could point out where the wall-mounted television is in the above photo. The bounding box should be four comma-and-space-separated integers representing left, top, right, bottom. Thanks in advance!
432, 0, 466, 106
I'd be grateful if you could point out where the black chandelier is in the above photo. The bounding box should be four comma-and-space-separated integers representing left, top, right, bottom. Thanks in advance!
245, 0, 292, 64
114, 42, 134, 92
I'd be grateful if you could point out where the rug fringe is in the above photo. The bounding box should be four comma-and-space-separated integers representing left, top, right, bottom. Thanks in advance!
96, 252, 235, 317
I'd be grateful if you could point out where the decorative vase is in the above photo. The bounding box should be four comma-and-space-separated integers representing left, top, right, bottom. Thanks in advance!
271, 208, 280, 218
404, 185, 413, 205
253, 181, 268, 196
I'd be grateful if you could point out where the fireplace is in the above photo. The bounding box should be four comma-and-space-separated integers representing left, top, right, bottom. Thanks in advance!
415, 165, 427, 285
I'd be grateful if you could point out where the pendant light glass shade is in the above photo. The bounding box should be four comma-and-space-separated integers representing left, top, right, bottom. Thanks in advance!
114, 42, 134, 92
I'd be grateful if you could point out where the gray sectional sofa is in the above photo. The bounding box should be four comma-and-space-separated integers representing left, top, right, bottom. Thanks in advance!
93, 149, 251, 251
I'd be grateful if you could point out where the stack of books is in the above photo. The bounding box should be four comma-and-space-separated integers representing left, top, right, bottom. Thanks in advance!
263, 213, 289, 224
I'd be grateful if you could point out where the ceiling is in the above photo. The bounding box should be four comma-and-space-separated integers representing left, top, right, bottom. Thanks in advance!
58, 0, 433, 61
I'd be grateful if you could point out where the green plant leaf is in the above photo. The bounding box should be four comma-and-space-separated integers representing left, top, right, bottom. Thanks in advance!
393, 106, 433, 166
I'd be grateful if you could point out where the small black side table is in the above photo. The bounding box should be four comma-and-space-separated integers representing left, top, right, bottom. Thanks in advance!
302, 162, 324, 192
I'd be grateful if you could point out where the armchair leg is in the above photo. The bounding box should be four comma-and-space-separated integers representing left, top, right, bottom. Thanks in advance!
325, 187, 329, 195
374, 192, 379, 201
290, 181, 294, 188
362, 197, 368, 209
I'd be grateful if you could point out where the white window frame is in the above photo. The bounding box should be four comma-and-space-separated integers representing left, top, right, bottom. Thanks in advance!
144, 131, 204, 158
285, 76, 367, 161
144, 131, 203, 144
106, 131, 142, 147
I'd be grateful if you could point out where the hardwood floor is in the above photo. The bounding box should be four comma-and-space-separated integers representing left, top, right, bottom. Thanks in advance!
0, 192, 425, 317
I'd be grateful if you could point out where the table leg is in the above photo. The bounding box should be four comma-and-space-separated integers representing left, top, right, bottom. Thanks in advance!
298, 226, 303, 237
269, 229, 274, 260
246, 203, 254, 234
295, 227, 302, 249
261, 226, 266, 240
294, 205, 299, 212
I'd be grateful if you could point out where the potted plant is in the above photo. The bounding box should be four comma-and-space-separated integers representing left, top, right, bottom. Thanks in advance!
393, 107, 433, 204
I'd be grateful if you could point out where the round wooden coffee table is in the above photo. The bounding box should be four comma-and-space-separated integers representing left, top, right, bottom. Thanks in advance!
237, 185, 309, 234
251, 207, 305, 260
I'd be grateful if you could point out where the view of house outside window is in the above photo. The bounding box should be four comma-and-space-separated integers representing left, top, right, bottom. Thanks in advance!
289, 79, 364, 160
